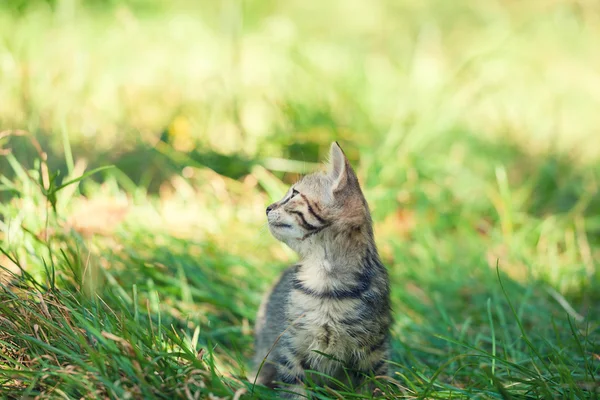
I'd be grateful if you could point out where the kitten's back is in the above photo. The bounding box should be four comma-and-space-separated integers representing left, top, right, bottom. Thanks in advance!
252, 266, 295, 386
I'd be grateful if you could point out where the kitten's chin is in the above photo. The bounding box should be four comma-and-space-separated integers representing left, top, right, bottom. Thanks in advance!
268, 223, 301, 245
268, 223, 290, 241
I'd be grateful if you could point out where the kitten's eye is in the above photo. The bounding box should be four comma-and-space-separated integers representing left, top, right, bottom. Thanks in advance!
291, 189, 299, 198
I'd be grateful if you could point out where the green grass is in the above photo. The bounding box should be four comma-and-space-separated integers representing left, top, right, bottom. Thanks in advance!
1, 0, 599, 398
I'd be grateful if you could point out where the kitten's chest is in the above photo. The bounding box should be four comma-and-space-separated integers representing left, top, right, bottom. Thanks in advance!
288, 293, 361, 355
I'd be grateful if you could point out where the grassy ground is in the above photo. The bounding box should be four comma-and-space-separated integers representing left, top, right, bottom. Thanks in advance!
1, 0, 599, 398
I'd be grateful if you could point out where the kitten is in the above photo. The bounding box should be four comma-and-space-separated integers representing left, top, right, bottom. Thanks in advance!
252, 142, 392, 397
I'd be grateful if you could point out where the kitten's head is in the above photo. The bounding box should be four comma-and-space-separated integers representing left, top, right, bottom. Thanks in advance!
266, 142, 372, 252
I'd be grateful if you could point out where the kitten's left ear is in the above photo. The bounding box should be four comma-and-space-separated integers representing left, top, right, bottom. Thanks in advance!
328, 142, 357, 193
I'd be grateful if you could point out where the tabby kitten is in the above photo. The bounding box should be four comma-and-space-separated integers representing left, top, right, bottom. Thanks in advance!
252, 142, 391, 397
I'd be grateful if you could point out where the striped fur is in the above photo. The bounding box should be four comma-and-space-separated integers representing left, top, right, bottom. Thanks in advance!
253, 142, 391, 398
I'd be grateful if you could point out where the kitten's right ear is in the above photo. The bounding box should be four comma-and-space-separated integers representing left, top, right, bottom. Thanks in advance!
328, 141, 350, 192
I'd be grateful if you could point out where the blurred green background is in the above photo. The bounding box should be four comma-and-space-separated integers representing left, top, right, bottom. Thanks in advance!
1, 0, 599, 398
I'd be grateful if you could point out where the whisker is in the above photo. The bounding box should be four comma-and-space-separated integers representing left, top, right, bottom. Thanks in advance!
256, 224, 269, 237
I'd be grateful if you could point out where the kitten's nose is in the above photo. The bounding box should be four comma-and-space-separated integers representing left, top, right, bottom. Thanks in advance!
266, 205, 274, 215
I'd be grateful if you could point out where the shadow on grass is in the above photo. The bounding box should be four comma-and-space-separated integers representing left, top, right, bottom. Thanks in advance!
0, 128, 332, 207
4, 127, 600, 220
1, 133, 255, 196
465, 133, 600, 225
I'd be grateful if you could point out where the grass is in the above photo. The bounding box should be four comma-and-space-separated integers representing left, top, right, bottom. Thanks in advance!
1, 0, 599, 398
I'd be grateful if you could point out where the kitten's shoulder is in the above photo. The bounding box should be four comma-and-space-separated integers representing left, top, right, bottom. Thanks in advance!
255, 266, 297, 331
268, 264, 298, 297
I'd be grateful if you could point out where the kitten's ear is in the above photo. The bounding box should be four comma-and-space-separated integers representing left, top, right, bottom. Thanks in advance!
328, 142, 355, 192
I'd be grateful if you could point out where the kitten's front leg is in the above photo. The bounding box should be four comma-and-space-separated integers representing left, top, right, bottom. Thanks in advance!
348, 350, 390, 396
277, 383, 306, 399
274, 353, 307, 399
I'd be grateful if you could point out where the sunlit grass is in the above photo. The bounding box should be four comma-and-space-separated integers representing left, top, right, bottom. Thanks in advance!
1, 0, 599, 398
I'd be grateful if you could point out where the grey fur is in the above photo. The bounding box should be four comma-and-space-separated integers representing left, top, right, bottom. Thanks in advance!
252, 143, 392, 397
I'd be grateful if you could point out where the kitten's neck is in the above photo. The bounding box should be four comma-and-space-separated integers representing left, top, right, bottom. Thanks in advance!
294, 228, 380, 296
297, 228, 374, 274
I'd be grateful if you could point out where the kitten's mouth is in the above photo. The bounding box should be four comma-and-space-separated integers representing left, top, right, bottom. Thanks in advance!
270, 222, 292, 229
